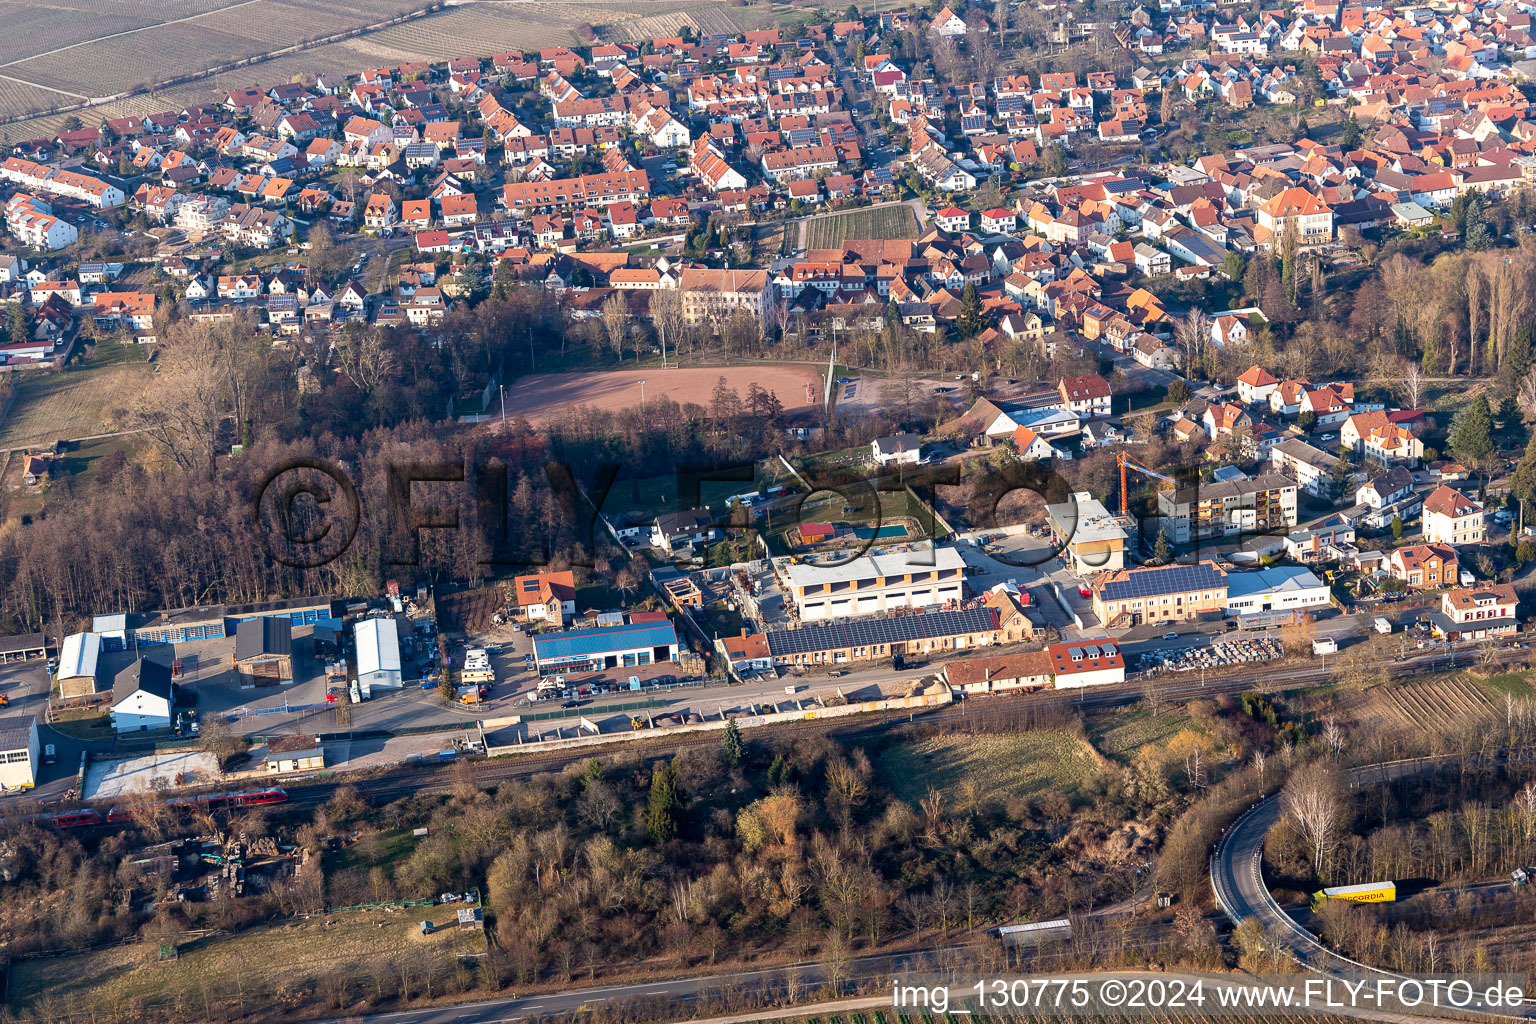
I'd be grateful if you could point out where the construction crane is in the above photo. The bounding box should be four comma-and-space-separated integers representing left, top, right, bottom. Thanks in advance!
1117, 453, 1178, 516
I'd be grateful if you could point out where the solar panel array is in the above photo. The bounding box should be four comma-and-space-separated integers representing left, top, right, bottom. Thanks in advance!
1099, 563, 1226, 602
765, 607, 999, 657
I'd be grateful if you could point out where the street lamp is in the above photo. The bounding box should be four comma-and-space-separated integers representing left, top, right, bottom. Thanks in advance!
638, 379, 647, 408
499, 384, 506, 424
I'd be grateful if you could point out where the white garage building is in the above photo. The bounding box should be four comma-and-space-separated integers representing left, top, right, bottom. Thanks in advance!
1225, 566, 1330, 618
355, 617, 402, 695
0, 718, 39, 791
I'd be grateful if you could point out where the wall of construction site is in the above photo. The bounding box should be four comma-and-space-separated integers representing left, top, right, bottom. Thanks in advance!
478, 685, 954, 757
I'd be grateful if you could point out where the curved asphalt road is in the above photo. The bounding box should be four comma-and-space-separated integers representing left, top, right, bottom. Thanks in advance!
1212, 750, 1536, 1016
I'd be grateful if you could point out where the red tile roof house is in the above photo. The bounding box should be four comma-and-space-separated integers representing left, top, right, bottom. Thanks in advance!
934, 206, 970, 231
1235, 364, 1280, 405
1058, 373, 1112, 418
1387, 544, 1457, 589
438, 192, 479, 227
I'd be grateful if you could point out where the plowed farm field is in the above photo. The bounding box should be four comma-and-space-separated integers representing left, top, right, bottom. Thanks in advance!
0, 0, 754, 120
1387, 676, 1500, 727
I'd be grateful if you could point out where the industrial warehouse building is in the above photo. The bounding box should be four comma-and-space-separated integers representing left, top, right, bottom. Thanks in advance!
762, 607, 1000, 668
1225, 566, 1330, 618
777, 546, 968, 622
234, 617, 294, 686
355, 617, 403, 695
56, 632, 102, 699
0, 718, 39, 791
92, 596, 333, 648
532, 620, 680, 675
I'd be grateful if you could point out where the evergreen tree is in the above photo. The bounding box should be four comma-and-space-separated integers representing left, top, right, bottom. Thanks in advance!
1390, 515, 1403, 541
1042, 143, 1068, 177
1510, 436, 1536, 521
1448, 395, 1496, 465
7, 302, 32, 346
581, 758, 604, 789
1339, 113, 1362, 150
1152, 531, 1172, 564
1279, 218, 1300, 305
1330, 455, 1352, 501
956, 280, 985, 338
1500, 327, 1535, 399
646, 760, 685, 844
721, 719, 744, 767
766, 751, 789, 786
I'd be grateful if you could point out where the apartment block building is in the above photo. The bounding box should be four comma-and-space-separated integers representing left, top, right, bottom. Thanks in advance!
1156, 472, 1298, 545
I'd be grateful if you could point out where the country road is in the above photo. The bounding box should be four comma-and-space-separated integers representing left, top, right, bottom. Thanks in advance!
1211, 748, 1536, 1018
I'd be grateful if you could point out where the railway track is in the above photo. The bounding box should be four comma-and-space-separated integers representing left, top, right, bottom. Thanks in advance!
11, 638, 1522, 822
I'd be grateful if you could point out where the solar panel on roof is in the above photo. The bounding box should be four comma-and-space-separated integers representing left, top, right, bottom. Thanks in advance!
1100, 564, 1225, 602
764, 608, 998, 657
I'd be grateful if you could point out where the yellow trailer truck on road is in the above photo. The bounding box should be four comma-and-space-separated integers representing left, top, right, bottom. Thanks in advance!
1312, 881, 1396, 908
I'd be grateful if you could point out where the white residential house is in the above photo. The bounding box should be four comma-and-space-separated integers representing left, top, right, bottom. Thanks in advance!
109, 658, 174, 732
1422, 484, 1484, 546
872, 433, 923, 466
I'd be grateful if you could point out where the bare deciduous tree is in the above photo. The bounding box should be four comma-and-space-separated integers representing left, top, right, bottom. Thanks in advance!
649, 286, 686, 366
1284, 762, 1345, 879
601, 292, 629, 363
1174, 310, 1212, 377
133, 316, 265, 473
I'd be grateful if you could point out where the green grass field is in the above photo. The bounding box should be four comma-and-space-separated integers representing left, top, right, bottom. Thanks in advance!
804, 204, 920, 249
876, 732, 1101, 805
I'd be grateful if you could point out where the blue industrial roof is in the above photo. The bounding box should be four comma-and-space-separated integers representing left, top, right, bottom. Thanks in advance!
533, 621, 678, 661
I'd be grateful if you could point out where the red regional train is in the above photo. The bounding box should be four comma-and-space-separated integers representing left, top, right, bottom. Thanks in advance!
41, 787, 288, 829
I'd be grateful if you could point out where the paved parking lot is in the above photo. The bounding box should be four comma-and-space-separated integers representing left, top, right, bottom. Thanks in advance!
951, 534, 1097, 638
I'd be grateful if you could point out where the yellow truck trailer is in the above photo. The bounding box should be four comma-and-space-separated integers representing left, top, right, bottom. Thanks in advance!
1312, 881, 1396, 908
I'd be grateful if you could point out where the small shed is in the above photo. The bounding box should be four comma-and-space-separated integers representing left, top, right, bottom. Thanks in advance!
234, 617, 294, 685
265, 734, 324, 773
